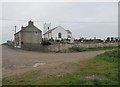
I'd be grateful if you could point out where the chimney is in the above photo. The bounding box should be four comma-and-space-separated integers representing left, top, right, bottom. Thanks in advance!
28, 20, 34, 25
21, 26, 24, 29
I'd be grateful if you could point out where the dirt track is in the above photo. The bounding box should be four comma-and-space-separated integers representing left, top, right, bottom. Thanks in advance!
2, 45, 105, 77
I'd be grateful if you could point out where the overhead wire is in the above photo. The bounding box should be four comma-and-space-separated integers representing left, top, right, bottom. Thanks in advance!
0, 19, 117, 23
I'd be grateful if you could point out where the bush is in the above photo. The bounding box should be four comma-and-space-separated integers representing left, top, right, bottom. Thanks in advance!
69, 47, 86, 52
41, 41, 51, 45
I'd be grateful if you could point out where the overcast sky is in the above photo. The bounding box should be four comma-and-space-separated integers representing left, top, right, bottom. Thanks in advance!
1, 2, 118, 43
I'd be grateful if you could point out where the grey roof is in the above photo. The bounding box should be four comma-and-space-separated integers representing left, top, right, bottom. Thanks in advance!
66, 30, 72, 34
43, 26, 72, 35
15, 21, 42, 35
43, 26, 58, 35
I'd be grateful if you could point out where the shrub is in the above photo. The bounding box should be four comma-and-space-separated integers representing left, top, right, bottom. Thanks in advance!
69, 47, 86, 52
41, 41, 51, 46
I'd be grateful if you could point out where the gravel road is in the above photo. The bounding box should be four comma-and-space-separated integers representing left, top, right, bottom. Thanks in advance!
2, 45, 105, 77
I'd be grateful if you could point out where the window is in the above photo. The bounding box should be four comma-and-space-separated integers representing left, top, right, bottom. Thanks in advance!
58, 33, 62, 38
48, 27, 49, 29
67, 35, 71, 38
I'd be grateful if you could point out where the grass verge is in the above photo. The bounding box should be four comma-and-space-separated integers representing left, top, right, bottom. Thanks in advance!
69, 46, 117, 52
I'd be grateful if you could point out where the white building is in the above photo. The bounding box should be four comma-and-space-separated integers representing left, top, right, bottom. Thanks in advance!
43, 23, 74, 42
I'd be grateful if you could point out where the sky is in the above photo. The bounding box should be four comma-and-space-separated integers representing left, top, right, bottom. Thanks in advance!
0, 1, 118, 43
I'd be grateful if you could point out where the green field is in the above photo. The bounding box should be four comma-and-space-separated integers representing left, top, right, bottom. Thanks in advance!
2, 49, 119, 85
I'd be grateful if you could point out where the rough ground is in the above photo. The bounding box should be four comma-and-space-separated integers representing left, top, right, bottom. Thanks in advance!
2, 45, 105, 77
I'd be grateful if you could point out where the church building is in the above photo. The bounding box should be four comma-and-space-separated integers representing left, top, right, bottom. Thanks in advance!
43, 23, 74, 42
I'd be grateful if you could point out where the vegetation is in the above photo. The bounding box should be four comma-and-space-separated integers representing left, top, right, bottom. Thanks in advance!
69, 46, 118, 52
48, 39, 71, 44
2, 49, 119, 85
74, 37, 119, 43
41, 41, 51, 45
0, 78, 2, 86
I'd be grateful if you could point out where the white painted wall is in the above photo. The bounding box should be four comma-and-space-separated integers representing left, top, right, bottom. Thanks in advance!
51, 26, 68, 40
44, 33, 49, 40
43, 23, 51, 34
43, 26, 73, 41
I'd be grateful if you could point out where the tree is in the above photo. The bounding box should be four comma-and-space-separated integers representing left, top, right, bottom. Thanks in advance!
106, 37, 110, 42
111, 37, 114, 42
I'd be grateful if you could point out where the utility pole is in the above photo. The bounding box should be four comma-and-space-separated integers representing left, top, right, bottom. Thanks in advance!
14, 26, 17, 48
14, 26, 16, 34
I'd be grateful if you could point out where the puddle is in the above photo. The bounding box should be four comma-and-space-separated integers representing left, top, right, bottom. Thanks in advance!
33, 62, 46, 67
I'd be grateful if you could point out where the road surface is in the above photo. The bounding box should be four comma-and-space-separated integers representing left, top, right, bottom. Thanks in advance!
2, 45, 105, 77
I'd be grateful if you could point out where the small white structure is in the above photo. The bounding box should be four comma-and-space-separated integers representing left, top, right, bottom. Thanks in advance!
43, 23, 74, 42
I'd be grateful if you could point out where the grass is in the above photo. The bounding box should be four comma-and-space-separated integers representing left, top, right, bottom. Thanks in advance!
69, 46, 118, 52
0, 78, 2, 86
2, 49, 119, 85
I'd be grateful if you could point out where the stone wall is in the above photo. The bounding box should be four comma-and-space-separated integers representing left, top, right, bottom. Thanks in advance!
21, 43, 48, 52
47, 43, 118, 52
20, 42, 118, 52
7, 41, 14, 47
